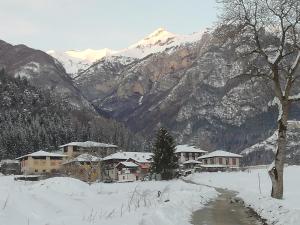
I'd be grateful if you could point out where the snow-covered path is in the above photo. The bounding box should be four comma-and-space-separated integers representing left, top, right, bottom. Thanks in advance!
186, 166, 300, 225
192, 186, 264, 225
0, 176, 217, 225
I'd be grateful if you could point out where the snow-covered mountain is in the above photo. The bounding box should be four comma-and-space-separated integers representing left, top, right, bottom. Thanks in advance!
47, 48, 117, 76
115, 28, 204, 58
47, 28, 204, 75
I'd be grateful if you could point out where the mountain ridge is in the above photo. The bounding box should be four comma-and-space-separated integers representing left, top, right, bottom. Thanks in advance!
47, 28, 205, 75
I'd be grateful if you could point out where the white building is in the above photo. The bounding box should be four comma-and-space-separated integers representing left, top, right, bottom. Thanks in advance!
175, 145, 207, 164
198, 150, 242, 171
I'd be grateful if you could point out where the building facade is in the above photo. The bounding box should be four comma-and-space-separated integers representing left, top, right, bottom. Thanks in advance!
175, 145, 207, 164
16, 151, 67, 175
61, 153, 102, 182
102, 151, 153, 181
198, 150, 242, 172
116, 161, 140, 182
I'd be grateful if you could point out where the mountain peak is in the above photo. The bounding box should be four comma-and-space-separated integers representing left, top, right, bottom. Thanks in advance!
131, 28, 177, 50
143, 28, 175, 41
146, 27, 172, 39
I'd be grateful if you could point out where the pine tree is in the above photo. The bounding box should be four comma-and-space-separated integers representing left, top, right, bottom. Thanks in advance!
151, 128, 178, 180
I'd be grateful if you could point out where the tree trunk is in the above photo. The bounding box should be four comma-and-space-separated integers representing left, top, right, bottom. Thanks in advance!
268, 100, 289, 199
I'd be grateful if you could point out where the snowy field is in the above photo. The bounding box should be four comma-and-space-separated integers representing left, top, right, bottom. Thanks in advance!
186, 166, 300, 225
0, 176, 217, 225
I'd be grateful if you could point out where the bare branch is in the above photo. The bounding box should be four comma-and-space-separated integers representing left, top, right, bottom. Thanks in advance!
288, 93, 300, 102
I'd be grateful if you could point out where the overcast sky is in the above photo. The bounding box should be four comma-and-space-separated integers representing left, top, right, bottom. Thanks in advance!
0, 0, 218, 51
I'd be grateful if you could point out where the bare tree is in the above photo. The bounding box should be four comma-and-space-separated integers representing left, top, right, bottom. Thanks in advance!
218, 0, 300, 199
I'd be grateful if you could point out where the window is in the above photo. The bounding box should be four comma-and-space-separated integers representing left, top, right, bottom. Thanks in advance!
204, 159, 207, 164
192, 153, 195, 159
35, 169, 38, 173
210, 158, 214, 164
73, 146, 78, 152
185, 153, 189, 158
42, 170, 46, 173
226, 158, 229, 165
218, 158, 223, 164
232, 158, 236, 165
32, 156, 46, 160
63, 146, 68, 152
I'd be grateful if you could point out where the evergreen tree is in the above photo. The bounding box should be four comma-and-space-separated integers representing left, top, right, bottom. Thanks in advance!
151, 128, 178, 180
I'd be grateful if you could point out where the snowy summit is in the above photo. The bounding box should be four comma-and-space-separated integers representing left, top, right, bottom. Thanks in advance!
47, 28, 205, 75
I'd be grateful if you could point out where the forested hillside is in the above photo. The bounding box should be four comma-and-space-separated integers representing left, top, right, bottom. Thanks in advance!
0, 69, 145, 159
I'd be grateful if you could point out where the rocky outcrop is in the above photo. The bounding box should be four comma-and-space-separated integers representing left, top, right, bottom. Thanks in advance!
0, 40, 91, 109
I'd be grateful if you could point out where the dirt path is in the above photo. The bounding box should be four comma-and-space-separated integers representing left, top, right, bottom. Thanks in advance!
184, 180, 267, 225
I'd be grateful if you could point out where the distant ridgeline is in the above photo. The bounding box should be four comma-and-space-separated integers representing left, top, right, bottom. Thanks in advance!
0, 69, 145, 159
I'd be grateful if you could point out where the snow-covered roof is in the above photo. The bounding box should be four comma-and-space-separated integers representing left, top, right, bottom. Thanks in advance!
63, 154, 101, 164
102, 151, 153, 163
175, 145, 207, 153
76, 154, 101, 162
183, 160, 202, 164
200, 164, 227, 168
59, 141, 118, 148
198, 150, 242, 159
117, 161, 139, 168
16, 150, 67, 160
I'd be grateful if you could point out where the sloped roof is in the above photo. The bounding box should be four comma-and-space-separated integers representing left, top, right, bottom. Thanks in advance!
103, 151, 153, 163
198, 150, 242, 159
117, 161, 139, 168
16, 150, 67, 160
175, 145, 207, 153
63, 154, 101, 165
59, 141, 118, 148
75, 154, 101, 162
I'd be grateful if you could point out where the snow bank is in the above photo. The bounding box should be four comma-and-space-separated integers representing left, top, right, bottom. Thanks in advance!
186, 166, 300, 225
0, 177, 217, 225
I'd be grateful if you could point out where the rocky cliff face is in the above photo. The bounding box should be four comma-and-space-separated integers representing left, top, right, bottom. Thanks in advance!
74, 30, 299, 152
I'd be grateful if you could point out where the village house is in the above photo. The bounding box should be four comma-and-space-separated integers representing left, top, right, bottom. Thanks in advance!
61, 153, 101, 182
102, 151, 153, 181
175, 145, 207, 164
198, 150, 242, 172
59, 141, 118, 159
16, 150, 67, 175
115, 161, 140, 182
